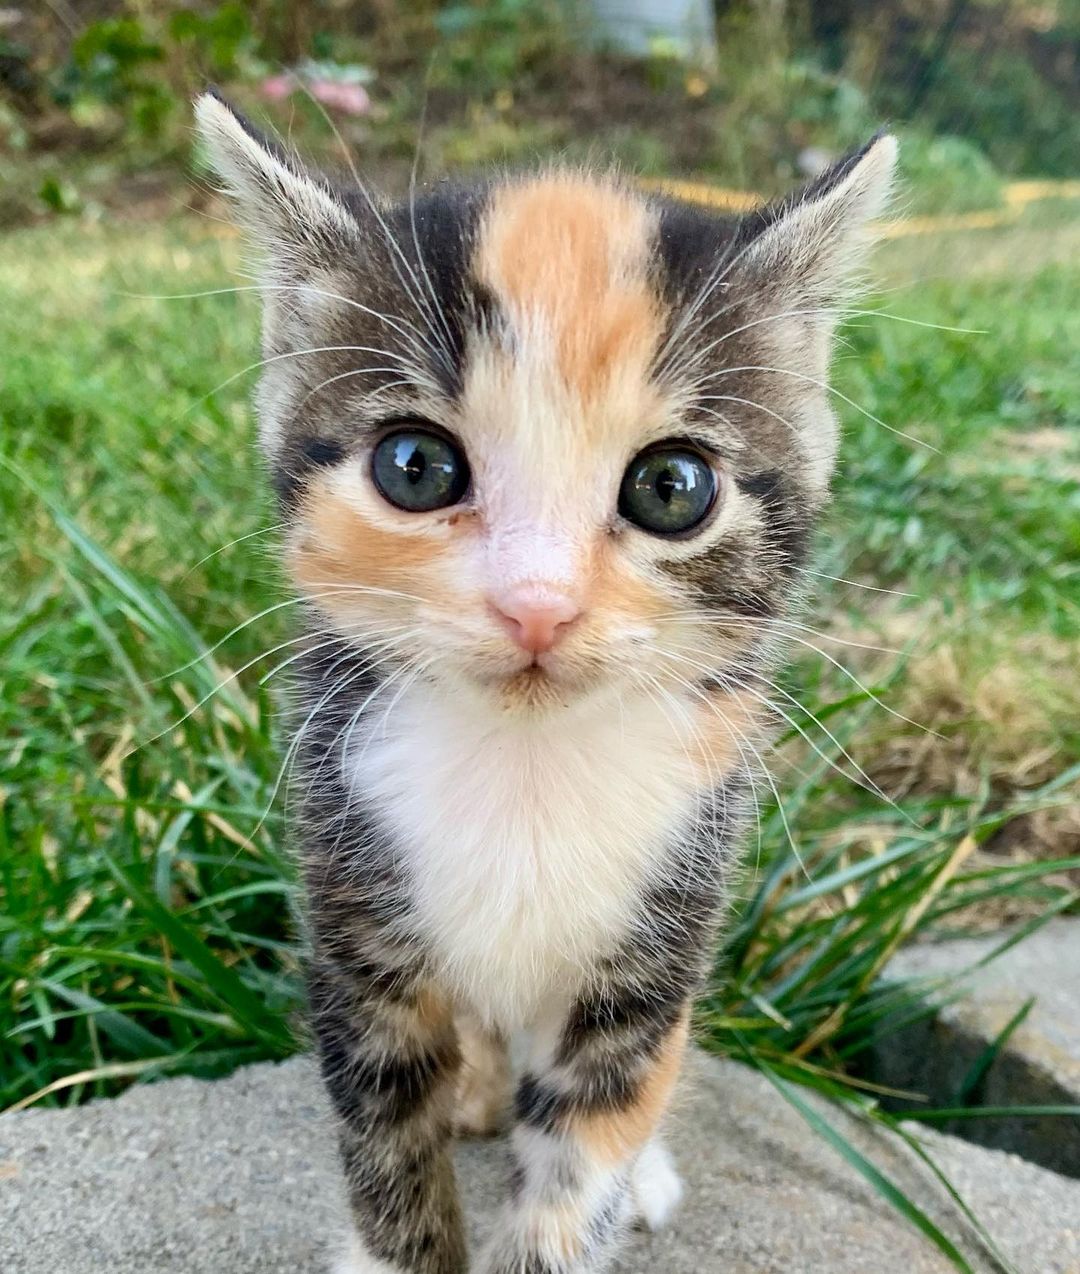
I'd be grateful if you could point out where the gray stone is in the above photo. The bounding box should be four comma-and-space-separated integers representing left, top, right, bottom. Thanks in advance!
3, 1050, 1080, 1273
873, 918, 1080, 1176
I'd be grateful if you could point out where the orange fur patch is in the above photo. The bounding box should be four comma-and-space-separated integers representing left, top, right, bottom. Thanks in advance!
414, 985, 454, 1037
690, 684, 761, 785
586, 536, 674, 632
287, 476, 443, 615
476, 175, 663, 407
575, 1011, 689, 1166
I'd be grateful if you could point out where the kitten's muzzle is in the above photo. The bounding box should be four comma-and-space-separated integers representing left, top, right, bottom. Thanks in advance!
488, 585, 582, 657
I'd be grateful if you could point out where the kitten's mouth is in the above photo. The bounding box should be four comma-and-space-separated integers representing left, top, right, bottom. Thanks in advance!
501, 663, 567, 706
507, 657, 554, 686
468, 643, 605, 707
495, 649, 611, 708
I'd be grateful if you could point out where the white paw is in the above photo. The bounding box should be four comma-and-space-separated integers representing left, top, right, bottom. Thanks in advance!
631, 1139, 684, 1232
330, 1231, 406, 1274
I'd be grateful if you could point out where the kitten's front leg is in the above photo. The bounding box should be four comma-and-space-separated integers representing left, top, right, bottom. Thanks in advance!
477, 997, 690, 1274
309, 956, 467, 1274
454, 1008, 512, 1138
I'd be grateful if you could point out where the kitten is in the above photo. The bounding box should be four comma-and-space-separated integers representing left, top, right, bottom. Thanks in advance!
194, 91, 895, 1274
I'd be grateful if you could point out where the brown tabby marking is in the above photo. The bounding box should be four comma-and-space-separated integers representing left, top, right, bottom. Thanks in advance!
574, 1011, 689, 1166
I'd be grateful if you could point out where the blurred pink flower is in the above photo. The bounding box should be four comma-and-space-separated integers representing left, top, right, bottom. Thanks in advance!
309, 80, 371, 116
260, 75, 293, 102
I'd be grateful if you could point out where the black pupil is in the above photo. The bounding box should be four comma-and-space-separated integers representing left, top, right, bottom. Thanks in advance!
402, 445, 426, 484
655, 467, 677, 503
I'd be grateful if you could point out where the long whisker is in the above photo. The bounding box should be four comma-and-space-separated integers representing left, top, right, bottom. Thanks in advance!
157, 583, 431, 680
673, 669, 807, 878
259, 622, 419, 689
683, 306, 983, 379
136, 610, 410, 751
276, 632, 424, 830
190, 343, 433, 420
253, 643, 408, 847
282, 75, 456, 378
634, 666, 766, 871
406, 68, 461, 374
627, 669, 732, 897
653, 221, 754, 371
694, 392, 801, 436
178, 522, 286, 581
792, 565, 919, 599
652, 612, 904, 656
653, 612, 937, 736
693, 364, 938, 453
290, 366, 421, 416
119, 284, 430, 357
644, 643, 903, 817
319, 655, 433, 862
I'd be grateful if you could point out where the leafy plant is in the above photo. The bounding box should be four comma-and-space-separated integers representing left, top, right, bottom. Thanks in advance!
434, 0, 582, 95
167, 3, 256, 79
59, 16, 174, 139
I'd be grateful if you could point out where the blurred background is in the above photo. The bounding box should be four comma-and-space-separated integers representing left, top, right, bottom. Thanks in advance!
1, 2, 1078, 1242
4, 1, 1080, 218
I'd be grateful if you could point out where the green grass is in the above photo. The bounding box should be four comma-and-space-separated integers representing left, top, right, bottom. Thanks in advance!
2, 206, 1078, 1268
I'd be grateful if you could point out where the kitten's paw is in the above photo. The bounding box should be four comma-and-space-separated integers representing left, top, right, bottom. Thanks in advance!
631, 1139, 684, 1232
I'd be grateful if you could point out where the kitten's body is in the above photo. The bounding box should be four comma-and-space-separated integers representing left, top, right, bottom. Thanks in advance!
334, 663, 731, 1023
196, 93, 895, 1274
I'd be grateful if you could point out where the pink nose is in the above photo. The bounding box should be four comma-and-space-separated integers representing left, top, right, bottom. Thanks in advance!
490, 586, 581, 656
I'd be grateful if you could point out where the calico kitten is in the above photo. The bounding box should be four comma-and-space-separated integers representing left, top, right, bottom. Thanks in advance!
194, 91, 896, 1274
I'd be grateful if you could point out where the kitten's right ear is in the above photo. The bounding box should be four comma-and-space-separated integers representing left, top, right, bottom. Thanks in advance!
193, 91, 359, 255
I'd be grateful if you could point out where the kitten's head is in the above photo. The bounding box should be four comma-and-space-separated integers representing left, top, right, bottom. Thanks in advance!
196, 93, 895, 712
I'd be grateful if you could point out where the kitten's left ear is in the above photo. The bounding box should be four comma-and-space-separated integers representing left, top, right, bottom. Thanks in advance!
738, 133, 898, 304
193, 90, 361, 257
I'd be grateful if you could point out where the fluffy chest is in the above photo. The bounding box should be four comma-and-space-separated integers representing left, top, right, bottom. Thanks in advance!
346, 686, 705, 1027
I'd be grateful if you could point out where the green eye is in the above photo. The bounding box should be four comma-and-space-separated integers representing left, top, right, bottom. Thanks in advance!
371, 428, 469, 512
619, 446, 718, 536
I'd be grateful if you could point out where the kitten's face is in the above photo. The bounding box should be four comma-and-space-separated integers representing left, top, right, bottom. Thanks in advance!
197, 96, 894, 711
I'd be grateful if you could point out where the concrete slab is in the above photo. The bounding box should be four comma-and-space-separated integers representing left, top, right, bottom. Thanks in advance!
3, 1050, 1079, 1273
875, 917, 1080, 1175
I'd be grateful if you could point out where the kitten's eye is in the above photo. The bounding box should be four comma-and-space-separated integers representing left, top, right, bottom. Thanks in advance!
371, 428, 469, 512
619, 446, 718, 536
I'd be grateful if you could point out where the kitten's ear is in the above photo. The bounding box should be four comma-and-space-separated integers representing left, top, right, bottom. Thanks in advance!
738, 133, 898, 303
193, 90, 360, 256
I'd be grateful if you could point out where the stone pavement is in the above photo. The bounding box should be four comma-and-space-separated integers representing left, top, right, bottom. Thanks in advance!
3, 1049, 1078, 1273
878, 918, 1080, 1176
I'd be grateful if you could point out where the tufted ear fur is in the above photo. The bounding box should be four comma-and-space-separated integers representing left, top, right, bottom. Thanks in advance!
193, 90, 362, 261
193, 92, 386, 459
705, 134, 898, 493
737, 133, 898, 307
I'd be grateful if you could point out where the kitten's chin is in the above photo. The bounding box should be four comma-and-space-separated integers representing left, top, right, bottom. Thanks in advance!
466, 657, 609, 713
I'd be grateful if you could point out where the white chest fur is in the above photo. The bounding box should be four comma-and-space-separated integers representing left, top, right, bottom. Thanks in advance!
345, 684, 705, 1028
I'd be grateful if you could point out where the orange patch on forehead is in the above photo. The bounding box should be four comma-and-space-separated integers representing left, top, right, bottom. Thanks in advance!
475, 175, 664, 403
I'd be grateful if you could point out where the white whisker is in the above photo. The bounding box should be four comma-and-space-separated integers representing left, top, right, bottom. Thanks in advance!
694, 364, 938, 453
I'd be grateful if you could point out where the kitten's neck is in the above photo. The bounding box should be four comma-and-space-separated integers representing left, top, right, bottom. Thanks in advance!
343, 671, 733, 1024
